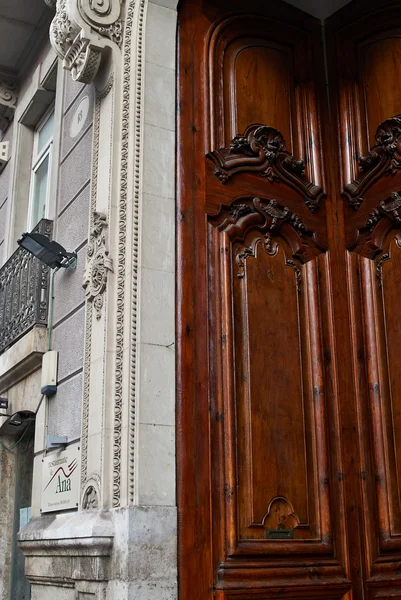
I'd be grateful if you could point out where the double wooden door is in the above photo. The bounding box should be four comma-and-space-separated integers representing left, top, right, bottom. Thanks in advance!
177, 0, 401, 598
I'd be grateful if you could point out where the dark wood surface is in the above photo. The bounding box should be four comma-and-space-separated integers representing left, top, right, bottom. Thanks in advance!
177, 0, 401, 598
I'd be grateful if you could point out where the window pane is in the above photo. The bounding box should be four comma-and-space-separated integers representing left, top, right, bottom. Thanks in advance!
31, 154, 49, 228
37, 111, 54, 155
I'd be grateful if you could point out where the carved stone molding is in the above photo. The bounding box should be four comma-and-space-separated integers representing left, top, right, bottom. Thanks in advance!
83, 212, 113, 320
344, 115, 401, 210
49, 0, 123, 83
0, 75, 18, 131
207, 124, 323, 212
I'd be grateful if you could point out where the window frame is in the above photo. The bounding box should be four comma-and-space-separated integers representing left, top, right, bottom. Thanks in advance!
27, 104, 55, 231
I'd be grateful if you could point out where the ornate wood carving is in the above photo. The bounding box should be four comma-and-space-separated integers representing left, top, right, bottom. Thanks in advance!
207, 124, 323, 212
349, 190, 401, 258
261, 496, 300, 532
344, 117, 401, 210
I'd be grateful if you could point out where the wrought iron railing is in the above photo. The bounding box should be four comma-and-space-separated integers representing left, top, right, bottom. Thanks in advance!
0, 219, 53, 355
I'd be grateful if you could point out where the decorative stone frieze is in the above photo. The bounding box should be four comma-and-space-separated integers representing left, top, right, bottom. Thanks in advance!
0, 75, 18, 131
49, 0, 123, 83
83, 212, 113, 320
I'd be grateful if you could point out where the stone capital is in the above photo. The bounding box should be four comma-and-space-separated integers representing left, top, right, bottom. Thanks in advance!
0, 74, 18, 131
49, 0, 123, 83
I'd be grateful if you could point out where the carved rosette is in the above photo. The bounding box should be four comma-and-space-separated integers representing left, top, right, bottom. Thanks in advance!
49, 0, 123, 83
344, 115, 401, 210
0, 75, 18, 131
207, 124, 323, 212
83, 212, 113, 320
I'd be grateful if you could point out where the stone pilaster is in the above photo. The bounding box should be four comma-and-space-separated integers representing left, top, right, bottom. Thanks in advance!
20, 0, 179, 598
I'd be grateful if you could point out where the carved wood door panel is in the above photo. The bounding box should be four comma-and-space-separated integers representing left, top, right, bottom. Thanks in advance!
178, 0, 401, 599
327, 2, 401, 597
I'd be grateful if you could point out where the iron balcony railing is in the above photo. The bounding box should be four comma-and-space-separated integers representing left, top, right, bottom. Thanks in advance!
0, 219, 53, 355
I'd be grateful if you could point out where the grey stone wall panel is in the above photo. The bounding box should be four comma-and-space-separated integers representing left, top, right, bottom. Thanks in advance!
64, 76, 87, 115
52, 305, 85, 382
57, 182, 89, 251
52, 246, 86, 326
58, 126, 93, 215
47, 371, 82, 439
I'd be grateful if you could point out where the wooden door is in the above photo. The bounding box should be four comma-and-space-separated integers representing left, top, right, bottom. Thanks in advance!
177, 0, 401, 598
327, 1, 401, 598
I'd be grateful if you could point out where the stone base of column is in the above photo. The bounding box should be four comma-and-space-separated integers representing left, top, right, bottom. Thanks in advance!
18, 506, 177, 600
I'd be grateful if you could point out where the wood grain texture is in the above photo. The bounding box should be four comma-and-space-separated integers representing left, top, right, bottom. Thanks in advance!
177, 0, 348, 598
177, 0, 401, 598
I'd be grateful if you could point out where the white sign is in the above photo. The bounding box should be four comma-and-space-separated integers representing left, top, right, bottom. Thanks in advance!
70, 95, 90, 139
41, 444, 80, 513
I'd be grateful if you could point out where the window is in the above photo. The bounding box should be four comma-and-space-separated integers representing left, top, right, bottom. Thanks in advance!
28, 108, 54, 230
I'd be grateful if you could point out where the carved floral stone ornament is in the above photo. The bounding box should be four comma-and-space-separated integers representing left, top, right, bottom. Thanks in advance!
0, 74, 18, 131
49, 0, 123, 83
83, 212, 113, 319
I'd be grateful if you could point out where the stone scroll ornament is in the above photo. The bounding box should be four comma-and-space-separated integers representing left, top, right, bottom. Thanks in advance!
0, 75, 18, 131
48, 0, 123, 83
207, 124, 323, 212
83, 212, 113, 319
344, 115, 401, 210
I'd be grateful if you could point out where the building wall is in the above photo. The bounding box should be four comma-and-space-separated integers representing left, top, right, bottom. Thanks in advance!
48, 77, 94, 441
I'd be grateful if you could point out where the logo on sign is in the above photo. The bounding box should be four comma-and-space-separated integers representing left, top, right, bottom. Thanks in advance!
44, 457, 78, 494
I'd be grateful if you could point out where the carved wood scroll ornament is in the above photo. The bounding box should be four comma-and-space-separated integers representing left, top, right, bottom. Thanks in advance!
345, 115, 401, 210
349, 190, 401, 266
207, 124, 323, 212
49, 0, 122, 83
225, 197, 315, 284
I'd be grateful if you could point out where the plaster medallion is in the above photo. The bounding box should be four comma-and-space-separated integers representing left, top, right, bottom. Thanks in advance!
70, 95, 90, 138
